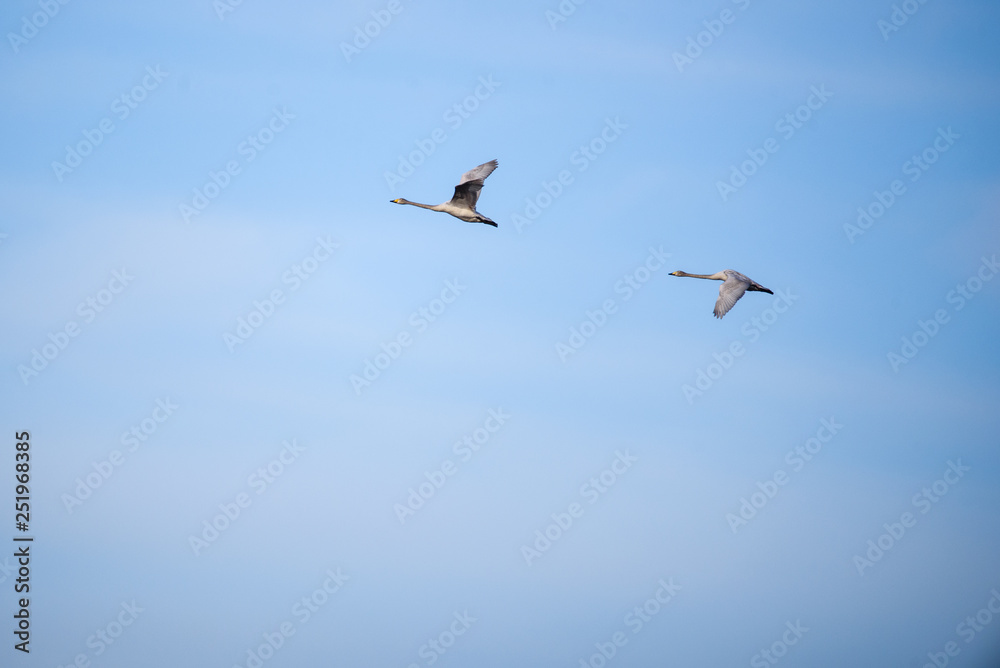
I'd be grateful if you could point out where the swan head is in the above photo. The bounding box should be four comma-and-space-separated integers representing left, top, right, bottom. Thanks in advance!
669, 271, 685, 276
390, 198, 403, 204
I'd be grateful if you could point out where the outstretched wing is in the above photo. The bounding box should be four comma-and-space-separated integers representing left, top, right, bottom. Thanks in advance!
714, 275, 749, 319
450, 160, 498, 210
459, 159, 499, 186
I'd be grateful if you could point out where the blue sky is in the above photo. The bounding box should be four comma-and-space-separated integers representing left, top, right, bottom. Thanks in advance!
2, 0, 1000, 666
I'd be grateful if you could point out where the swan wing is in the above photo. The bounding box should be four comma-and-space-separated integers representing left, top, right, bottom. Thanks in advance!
714, 275, 749, 319
458, 160, 498, 186
450, 160, 498, 210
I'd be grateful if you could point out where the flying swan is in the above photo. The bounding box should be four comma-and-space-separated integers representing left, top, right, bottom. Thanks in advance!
669, 270, 773, 319
391, 160, 499, 227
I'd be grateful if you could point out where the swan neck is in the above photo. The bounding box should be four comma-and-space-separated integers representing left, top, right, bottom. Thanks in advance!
400, 200, 439, 210
679, 272, 723, 280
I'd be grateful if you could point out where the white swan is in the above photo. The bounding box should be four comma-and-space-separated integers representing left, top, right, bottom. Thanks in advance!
391, 160, 499, 227
670, 270, 773, 319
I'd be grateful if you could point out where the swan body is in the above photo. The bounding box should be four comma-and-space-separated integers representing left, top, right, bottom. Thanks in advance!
670, 269, 773, 319
391, 160, 499, 227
